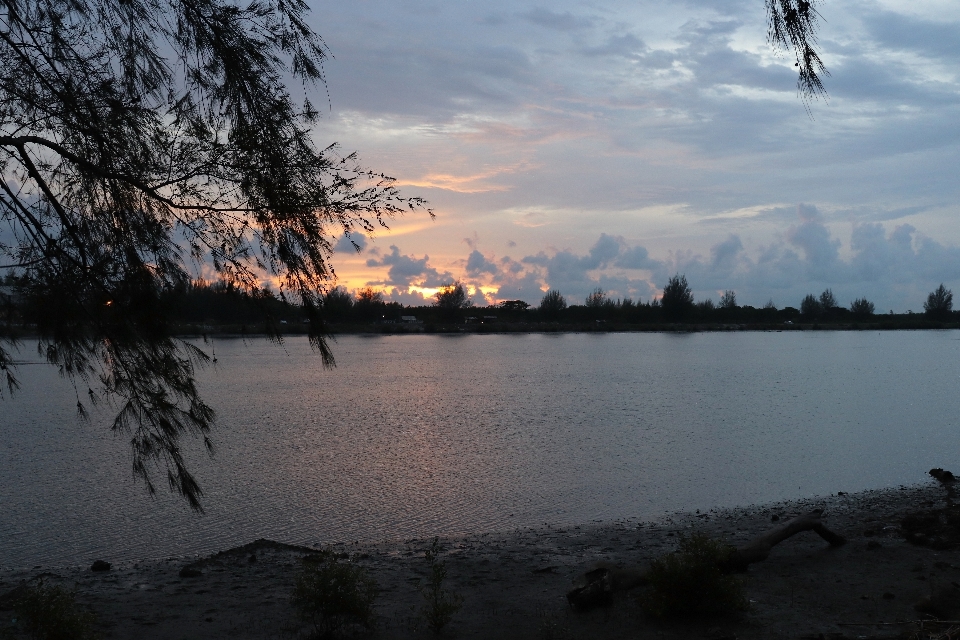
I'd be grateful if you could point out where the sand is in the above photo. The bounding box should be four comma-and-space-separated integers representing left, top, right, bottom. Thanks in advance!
3, 482, 960, 639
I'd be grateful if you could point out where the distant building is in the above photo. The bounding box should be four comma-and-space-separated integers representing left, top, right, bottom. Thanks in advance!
400, 315, 421, 324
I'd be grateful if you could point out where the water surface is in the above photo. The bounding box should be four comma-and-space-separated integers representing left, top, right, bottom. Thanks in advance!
2, 331, 958, 567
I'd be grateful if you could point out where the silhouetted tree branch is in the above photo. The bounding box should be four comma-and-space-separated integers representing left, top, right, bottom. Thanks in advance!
765, 0, 830, 107
0, 0, 429, 509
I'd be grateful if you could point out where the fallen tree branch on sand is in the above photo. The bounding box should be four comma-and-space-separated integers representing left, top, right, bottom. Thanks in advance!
567, 509, 846, 611
901, 469, 960, 550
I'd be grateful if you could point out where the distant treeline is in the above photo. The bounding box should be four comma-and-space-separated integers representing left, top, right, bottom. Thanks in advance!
2, 275, 956, 334
193, 277, 959, 329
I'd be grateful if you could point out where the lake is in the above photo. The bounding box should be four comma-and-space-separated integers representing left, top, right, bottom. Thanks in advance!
2, 330, 959, 568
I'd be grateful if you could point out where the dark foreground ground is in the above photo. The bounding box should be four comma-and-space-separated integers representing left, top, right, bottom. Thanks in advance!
3, 483, 959, 639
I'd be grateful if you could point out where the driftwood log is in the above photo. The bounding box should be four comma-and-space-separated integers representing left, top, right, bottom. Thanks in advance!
567, 509, 846, 610
930, 468, 957, 506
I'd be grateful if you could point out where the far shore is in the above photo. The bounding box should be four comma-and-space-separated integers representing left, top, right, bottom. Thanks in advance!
3, 482, 958, 639
5, 315, 959, 344
127, 318, 960, 338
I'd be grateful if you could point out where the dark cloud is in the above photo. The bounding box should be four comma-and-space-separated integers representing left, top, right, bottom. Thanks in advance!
334, 232, 368, 254
520, 8, 594, 31
364, 213, 960, 312
479, 13, 508, 27
520, 234, 662, 301
365, 245, 454, 287
307, 0, 960, 307
585, 233, 621, 268
796, 203, 822, 222
666, 214, 960, 310
582, 33, 647, 59
466, 249, 498, 275
785, 216, 841, 278
492, 273, 547, 303
865, 12, 960, 61
711, 234, 743, 270
616, 245, 659, 270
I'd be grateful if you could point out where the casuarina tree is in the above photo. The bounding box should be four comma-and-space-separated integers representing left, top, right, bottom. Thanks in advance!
538, 289, 566, 320
434, 282, 472, 321
0, 0, 428, 509
924, 284, 953, 320
819, 289, 838, 311
661, 274, 694, 321
849, 298, 875, 319
800, 294, 821, 318
718, 290, 737, 310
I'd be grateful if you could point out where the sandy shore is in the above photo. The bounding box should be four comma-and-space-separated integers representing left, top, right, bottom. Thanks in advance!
3, 482, 959, 639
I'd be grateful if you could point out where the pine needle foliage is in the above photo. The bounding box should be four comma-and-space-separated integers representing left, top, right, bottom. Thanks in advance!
0, 0, 428, 509
765, 0, 830, 108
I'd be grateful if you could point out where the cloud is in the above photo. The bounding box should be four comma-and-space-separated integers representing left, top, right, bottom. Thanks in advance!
365, 245, 454, 287
520, 8, 594, 31
334, 232, 368, 254
710, 234, 744, 271
308, 0, 960, 310
582, 33, 647, 59
864, 11, 960, 62
785, 216, 841, 279
359, 208, 960, 313
520, 234, 662, 302
616, 245, 658, 270
466, 249, 498, 275
662, 213, 960, 310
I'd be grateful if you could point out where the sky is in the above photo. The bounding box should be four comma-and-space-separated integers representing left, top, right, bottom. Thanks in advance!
304, 0, 960, 311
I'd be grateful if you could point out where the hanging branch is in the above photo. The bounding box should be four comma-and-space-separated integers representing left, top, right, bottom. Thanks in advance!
765, 0, 830, 108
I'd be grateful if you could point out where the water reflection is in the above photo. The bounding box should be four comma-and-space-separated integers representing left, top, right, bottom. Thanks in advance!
2, 331, 959, 567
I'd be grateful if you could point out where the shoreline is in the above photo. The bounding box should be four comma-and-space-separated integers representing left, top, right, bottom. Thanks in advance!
6, 320, 960, 344
3, 482, 957, 639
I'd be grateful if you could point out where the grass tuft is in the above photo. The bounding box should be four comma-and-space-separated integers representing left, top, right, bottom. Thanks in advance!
291, 550, 378, 639
419, 538, 463, 635
638, 533, 748, 619
4, 579, 98, 640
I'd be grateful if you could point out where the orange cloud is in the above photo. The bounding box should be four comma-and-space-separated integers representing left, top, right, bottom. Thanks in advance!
398, 161, 531, 194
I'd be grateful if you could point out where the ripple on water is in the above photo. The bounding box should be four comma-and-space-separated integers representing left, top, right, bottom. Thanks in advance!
2, 331, 959, 567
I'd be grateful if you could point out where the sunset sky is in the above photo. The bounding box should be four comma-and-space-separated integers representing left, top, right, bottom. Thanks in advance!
306, 0, 960, 312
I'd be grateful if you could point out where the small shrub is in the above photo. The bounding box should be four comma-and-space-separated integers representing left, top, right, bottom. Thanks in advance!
292, 551, 377, 639
9, 579, 98, 640
419, 538, 463, 635
638, 533, 748, 619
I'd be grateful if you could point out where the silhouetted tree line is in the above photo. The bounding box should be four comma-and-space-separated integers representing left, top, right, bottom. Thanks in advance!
2, 275, 956, 331
165, 279, 302, 327
533, 278, 956, 326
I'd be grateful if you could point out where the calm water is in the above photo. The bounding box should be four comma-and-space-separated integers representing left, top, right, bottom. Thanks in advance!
2, 331, 959, 568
